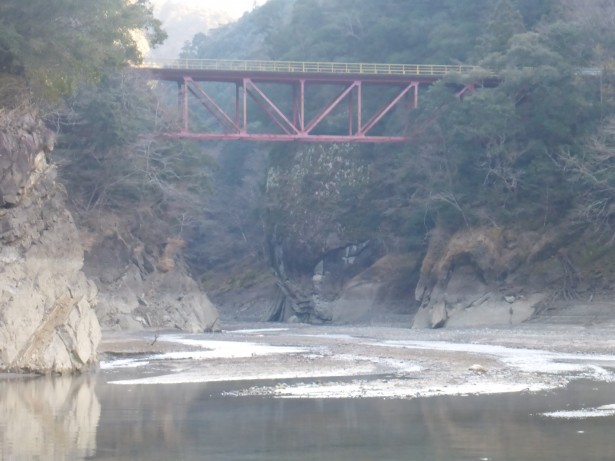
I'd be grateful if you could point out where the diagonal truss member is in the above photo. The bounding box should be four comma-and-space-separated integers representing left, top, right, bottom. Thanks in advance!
175, 77, 419, 143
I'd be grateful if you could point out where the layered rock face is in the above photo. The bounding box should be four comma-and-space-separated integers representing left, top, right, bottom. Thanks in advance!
412, 226, 579, 328
0, 109, 100, 373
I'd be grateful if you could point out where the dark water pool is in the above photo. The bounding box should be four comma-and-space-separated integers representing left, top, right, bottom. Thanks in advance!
1, 376, 614, 461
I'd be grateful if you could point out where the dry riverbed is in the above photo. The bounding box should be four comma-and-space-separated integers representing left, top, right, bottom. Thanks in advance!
98, 321, 615, 414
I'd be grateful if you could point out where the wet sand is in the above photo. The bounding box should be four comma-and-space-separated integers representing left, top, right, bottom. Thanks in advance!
98, 322, 615, 401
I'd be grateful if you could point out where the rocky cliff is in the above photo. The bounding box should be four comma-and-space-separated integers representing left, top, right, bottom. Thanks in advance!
413, 224, 615, 328
412, 227, 556, 328
0, 108, 100, 373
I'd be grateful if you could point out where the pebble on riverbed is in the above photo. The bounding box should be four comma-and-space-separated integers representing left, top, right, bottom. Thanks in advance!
469, 364, 487, 373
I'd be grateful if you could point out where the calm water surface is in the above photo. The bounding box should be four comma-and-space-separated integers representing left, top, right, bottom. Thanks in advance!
1, 374, 614, 461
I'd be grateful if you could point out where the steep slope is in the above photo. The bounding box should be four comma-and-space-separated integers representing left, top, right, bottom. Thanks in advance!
55, 70, 221, 333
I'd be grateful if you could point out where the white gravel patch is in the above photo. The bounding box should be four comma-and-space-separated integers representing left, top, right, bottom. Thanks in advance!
108, 365, 377, 385
542, 404, 615, 419
102, 336, 307, 371
267, 380, 551, 399
379, 340, 615, 378
100, 358, 151, 370
226, 328, 290, 334
159, 336, 307, 358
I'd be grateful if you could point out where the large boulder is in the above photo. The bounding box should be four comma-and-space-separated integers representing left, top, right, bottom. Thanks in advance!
0, 109, 100, 373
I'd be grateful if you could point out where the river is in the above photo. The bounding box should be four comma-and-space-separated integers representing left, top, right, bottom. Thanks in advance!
1, 375, 614, 460
2, 324, 615, 460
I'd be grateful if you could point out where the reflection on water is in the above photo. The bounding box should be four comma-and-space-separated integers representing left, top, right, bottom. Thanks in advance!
91, 380, 615, 461
0, 375, 99, 460
415, 384, 615, 461
2, 375, 615, 461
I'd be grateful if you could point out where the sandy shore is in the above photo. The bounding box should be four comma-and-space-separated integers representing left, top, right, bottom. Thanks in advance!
97, 321, 615, 405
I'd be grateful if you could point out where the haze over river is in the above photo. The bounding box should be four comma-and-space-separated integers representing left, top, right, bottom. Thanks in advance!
2, 323, 615, 460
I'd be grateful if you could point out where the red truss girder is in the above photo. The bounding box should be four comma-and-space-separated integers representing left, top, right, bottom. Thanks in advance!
173, 76, 420, 143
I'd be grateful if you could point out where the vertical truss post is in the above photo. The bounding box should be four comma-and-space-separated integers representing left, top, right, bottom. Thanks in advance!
357, 81, 362, 135
177, 81, 182, 125
348, 86, 353, 135
181, 78, 189, 132
292, 82, 299, 130
292, 80, 306, 133
242, 78, 248, 134
300, 79, 305, 132
236, 83, 241, 128
292, 84, 297, 128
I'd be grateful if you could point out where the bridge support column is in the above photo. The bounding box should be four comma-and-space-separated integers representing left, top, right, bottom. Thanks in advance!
180, 79, 189, 132
292, 80, 305, 133
236, 83, 241, 130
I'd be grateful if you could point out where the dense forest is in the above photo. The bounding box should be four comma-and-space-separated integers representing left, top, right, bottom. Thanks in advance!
182, 0, 615, 238
0, 0, 165, 101
4, 0, 615, 325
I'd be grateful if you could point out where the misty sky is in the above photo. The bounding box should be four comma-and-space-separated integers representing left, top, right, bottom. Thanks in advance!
145, 0, 268, 57
151, 0, 267, 18
205, 0, 267, 17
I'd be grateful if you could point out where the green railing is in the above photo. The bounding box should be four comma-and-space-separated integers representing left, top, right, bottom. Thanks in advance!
141, 58, 489, 77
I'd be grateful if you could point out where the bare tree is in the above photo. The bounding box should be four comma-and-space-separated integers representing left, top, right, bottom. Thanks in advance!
557, 116, 615, 235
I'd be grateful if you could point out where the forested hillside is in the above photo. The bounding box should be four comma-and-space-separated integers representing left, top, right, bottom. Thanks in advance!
181, 0, 615, 326
0, 0, 165, 102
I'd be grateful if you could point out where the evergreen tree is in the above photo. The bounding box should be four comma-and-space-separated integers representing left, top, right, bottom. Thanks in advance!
477, 0, 526, 58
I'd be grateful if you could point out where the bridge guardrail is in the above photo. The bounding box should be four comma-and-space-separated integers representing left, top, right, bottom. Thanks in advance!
140, 58, 490, 77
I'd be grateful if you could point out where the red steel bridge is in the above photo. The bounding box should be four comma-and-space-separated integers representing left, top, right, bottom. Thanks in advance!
139, 59, 493, 143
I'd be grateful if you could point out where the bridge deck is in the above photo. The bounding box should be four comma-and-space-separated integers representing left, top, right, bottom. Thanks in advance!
140, 58, 492, 83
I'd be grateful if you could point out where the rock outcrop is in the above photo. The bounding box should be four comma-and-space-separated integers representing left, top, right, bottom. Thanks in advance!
83, 230, 219, 332
0, 109, 100, 373
411, 226, 578, 328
